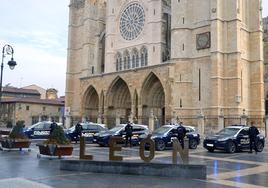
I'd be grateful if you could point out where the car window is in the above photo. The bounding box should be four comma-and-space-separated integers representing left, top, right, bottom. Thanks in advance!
89, 124, 98, 130
186, 127, 194, 133
82, 124, 88, 130
170, 129, 178, 134
35, 123, 44, 129
98, 125, 106, 131
239, 129, 249, 136
133, 126, 144, 132
44, 123, 51, 129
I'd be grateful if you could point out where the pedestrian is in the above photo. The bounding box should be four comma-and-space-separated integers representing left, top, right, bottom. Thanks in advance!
125, 121, 133, 147
50, 119, 58, 135
248, 121, 259, 154
74, 122, 83, 143
177, 122, 187, 149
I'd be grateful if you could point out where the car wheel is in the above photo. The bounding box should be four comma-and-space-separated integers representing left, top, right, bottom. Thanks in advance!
226, 141, 236, 153
156, 140, 166, 151
207, 148, 214, 152
189, 139, 198, 149
256, 141, 264, 152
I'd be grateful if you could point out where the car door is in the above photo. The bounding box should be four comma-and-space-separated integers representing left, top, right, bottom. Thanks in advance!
131, 125, 141, 141
167, 128, 178, 147
237, 128, 250, 149
81, 124, 98, 142
32, 122, 49, 139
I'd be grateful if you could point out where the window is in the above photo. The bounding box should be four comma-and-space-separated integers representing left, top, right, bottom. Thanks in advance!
127, 55, 131, 69
140, 47, 148, 67
123, 56, 127, 70
26, 106, 30, 111
136, 54, 139, 67
132, 55, 136, 68
119, 3, 145, 41
116, 53, 122, 71
239, 129, 249, 136
43, 107, 46, 111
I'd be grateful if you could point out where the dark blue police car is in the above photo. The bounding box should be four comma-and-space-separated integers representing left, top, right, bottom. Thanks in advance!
97, 124, 149, 146
65, 122, 107, 143
140, 125, 200, 151
24, 121, 64, 139
203, 125, 265, 153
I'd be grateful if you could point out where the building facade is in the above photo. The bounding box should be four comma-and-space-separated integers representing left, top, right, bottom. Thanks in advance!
0, 86, 64, 127
66, 0, 264, 133
0, 98, 64, 126
263, 17, 268, 114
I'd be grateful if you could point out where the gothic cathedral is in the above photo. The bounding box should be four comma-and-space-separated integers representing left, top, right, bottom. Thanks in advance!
66, 0, 264, 133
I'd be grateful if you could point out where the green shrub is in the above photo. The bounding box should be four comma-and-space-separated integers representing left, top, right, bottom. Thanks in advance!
16, 120, 25, 127
6, 121, 13, 128
9, 124, 27, 139
44, 126, 70, 145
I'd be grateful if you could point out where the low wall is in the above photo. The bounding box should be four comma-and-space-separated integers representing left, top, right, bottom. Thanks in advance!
60, 160, 206, 179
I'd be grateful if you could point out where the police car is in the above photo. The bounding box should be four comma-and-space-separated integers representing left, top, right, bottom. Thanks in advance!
65, 122, 107, 143
203, 125, 265, 153
97, 124, 149, 147
24, 121, 64, 139
140, 125, 200, 151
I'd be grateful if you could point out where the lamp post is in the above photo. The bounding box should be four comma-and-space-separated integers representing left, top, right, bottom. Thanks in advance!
0, 44, 17, 104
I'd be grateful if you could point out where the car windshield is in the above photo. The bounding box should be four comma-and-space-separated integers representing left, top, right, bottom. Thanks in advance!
29, 122, 42, 129
153, 126, 172, 134
69, 126, 75, 132
217, 128, 240, 136
109, 126, 124, 133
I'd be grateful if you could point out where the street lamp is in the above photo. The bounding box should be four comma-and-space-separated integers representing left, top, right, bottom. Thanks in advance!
0, 44, 17, 104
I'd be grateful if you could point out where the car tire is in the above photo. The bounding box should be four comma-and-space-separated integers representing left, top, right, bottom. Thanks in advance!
207, 148, 214, 152
156, 140, 166, 151
189, 139, 198, 149
256, 141, 264, 152
226, 141, 236, 153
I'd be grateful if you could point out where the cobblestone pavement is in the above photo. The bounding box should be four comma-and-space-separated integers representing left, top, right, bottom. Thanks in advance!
0, 140, 267, 188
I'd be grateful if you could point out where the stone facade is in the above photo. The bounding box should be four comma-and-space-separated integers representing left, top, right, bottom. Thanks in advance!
0, 98, 64, 127
22, 85, 46, 99
66, 0, 264, 133
263, 17, 268, 114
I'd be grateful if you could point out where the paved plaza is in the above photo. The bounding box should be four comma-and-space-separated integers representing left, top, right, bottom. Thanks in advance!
0, 141, 268, 188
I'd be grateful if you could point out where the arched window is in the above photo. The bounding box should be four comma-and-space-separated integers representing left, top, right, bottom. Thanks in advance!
119, 57, 122, 70
132, 54, 136, 68
123, 50, 130, 70
116, 53, 122, 71
140, 47, 147, 67
127, 54, 131, 69
141, 53, 144, 67
124, 56, 127, 70
132, 49, 138, 68
145, 49, 148, 66
136, 53, 139, 67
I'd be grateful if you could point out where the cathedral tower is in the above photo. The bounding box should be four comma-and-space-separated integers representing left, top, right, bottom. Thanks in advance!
66, 0, 106, 121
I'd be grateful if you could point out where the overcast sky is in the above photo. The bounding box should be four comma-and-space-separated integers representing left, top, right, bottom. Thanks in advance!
0, 1, 268, 96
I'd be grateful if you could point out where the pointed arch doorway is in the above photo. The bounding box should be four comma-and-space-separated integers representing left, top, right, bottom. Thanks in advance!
141, 73, 165, 127
82, 86, 99, 123
106, 77, 132, 128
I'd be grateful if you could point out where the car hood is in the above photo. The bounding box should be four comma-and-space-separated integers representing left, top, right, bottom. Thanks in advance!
205, 134, 232, 140
98, 131, 116, 137
151, 133, 165, 138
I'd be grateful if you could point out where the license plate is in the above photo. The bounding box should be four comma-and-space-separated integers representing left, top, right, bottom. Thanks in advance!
207, 144, 214, 147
